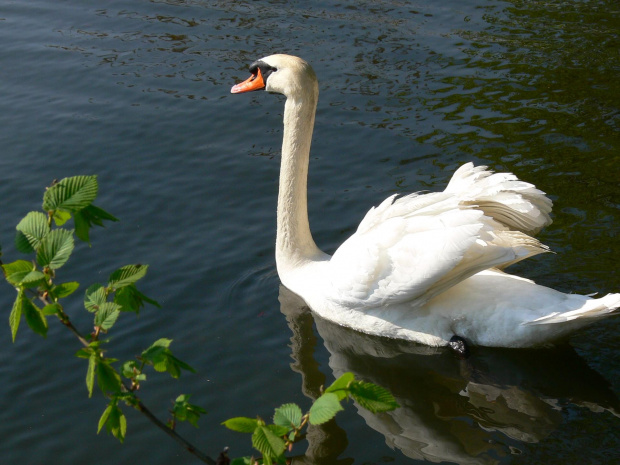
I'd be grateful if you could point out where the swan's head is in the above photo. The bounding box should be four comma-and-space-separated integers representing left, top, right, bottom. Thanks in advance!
231, 54, 318, 100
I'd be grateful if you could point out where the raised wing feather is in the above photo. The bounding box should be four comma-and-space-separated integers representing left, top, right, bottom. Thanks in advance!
327, 164, 551, 308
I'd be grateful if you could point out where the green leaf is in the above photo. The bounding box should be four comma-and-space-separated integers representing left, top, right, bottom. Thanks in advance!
53, 281, 79, 298
84, 283, 106, 312
98, 403, 113, 433
267, 424, 290, 437
9, 290, 23, 342
15, 211, 49, 253
308, 392, 343, 425
172, 394, 206, 428
74, 205, 119, 243
87, 354, 96, 397
141, 339, 194, 378
168, 353, 196, 374
143, 337, 172, 352
52, 209, 72, 227
2, 260, 44, 288
115, 284, 161, 313
23, 298, 48, 338
325, 372, 355, 401
36, 228, 74, 270
252, 425, 286, 463
98, 401, 127, 443
349, 380, 400, 413
222, 417, 259, 433
273, 403, 303, 429
108, 264, 148, 290
97, 360, 122, 394
230, 458, 253, 465
43, 176, 98, 212
94, 302, 121, 331
41, 303, 61, 315
122, 360, 140, 379
76, 346, 95, 359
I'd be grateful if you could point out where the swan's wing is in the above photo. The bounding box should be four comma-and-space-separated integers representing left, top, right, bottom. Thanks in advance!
327, 164, 551, 308
445, 162, 553, 235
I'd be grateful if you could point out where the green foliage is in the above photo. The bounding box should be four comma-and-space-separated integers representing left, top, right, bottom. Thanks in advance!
2, 176, 202, 446
42, 175, 99, 213
171, 394, 207, 428
98, 399, 127, 443
2, 176, 399, 463
108, 264, 148, 290
308, 392, 343, 425
223, 372, 399, 463
15, 211, 49, 252
141, 338, 196, 378
223, 417, 259, 433
36, 228, 74, 270
273, 403, 302, 430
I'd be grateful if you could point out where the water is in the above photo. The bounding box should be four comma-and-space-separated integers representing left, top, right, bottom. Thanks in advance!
0, 0, 618, 463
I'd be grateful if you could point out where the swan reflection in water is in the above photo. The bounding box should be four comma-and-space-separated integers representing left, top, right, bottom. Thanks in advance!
278, 286, 620, 464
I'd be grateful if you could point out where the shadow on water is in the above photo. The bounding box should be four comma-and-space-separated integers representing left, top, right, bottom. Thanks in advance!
278, 286, 620, 464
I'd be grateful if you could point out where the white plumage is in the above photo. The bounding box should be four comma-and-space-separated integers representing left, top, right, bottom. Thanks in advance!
231, 54, 619, 348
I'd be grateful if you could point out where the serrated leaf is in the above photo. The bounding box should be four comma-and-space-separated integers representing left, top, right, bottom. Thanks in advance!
36, 228, 74, 270
230, 458, 253, 465
222, 417, 259, 433
325, 372, 355, 401
9, 290, 23, 342
168, 353, 196, 374
23, 297, 47, 338
52, 209, 72, 227
98, 401, 127, 443
121, 360, 139, 379
141, 339, 194, 378
53, 281, 79, 298
95, 302, 121, 331
172, 394, 206, 428
41, 303, 61, 315
97, 360, 121, 394
2, 260, 45, 288
15, 211, 49, 253
114, 284, 161, 314
76, 347, 94, 359
74, 204, 119, 243
308, 392, 343, 425
252, 425, 286, 462
349, 380, 400, 413
273, 403, 303, 429
98, 403, 113, 434
43, 176, 98, 212
267, 424, 290, 437
87, 354, 96, 397
84, 283, 106, 312
108, 264, 148, 290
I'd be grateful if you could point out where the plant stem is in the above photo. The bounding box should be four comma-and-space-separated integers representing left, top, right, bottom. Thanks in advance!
46, 297, 217, 464
133, 399, 216, 465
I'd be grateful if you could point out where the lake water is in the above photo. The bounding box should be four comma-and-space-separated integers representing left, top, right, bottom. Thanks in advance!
1, 0, 618, 463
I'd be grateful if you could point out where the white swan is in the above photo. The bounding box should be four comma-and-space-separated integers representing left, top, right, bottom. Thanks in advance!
231, 54, 619, 348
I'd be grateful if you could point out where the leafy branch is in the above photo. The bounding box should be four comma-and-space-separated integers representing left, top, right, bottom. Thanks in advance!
223, 372, 399, 464
2, 176, 400, 464
1, 176, 215, 464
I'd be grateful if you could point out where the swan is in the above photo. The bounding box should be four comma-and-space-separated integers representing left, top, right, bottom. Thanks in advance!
231, 54, 620, 349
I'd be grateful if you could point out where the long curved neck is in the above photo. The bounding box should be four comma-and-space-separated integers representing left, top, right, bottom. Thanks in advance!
276, 90, 323, 274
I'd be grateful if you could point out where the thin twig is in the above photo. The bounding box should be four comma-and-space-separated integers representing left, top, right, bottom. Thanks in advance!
48, 298, 216, 464
133, 398, 216, 465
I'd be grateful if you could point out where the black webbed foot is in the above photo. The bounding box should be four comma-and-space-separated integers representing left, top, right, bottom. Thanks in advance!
449, 335, 470, 359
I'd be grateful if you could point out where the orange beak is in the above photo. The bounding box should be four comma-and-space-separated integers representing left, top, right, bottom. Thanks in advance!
231, 68, 266, 94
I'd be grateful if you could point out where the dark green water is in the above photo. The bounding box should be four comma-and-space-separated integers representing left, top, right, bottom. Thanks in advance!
0, 0, 618, 463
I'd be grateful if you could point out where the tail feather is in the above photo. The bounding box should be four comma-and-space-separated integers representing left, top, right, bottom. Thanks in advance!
523, 293, 620, 326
